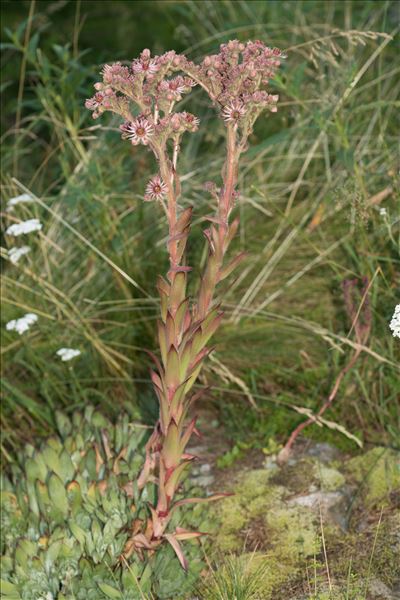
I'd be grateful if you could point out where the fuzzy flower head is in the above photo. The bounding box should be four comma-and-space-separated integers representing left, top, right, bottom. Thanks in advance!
120, 117, 154, 145
6, 219, 42, 237
85, 91, 105, 111
180, 112, 200, 130
132, 49, 159, 75
6, 313, 38, 335
221, 100, 246, 123
389, 304, 400, 339
145, 175, 168, 201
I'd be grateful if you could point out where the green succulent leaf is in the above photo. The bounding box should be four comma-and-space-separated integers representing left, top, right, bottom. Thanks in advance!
0, 578, 20, 599
48, 473, 69, 518
69, 521, 86, 546
97, 582, 123, 599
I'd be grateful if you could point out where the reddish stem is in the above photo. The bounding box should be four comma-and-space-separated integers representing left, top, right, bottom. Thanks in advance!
278, 349, 362, 464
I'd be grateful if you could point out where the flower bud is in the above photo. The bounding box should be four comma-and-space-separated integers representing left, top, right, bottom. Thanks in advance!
170, 114, 181, 130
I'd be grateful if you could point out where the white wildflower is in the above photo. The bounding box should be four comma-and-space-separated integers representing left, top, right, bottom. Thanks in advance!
7, 193, 34, 211
56, 348, 81, 362
379, 207, 387, 216
6, 313, 38, 335
389, 304, 400, 339
8, 246, 31, 264
6, 219, 42, 237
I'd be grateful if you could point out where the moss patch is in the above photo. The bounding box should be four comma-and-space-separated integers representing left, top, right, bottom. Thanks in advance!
270, 458, 316, 495
215, 469, 285, 552
313, 463, 345, 491
213, 448, 400, 599
265, 505, 320, 562
347, 447, 400, 506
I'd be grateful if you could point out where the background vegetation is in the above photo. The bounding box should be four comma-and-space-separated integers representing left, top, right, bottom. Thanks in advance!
1, 0, 399, 462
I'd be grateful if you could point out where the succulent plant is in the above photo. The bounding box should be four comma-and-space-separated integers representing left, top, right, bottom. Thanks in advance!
85, 40, 284, 568
0, 408, 208, 599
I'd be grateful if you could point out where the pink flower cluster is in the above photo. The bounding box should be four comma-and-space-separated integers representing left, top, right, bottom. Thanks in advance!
85, 41, 284, 200
183, 39, 284, 124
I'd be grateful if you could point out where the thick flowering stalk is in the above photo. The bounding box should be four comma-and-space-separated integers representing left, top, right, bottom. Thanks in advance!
85, 41, 284, 568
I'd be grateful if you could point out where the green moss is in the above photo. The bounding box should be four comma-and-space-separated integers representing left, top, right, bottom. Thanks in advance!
347, 447, 400, 506
216, 469, 285, 552
265, 505, 320, 562
213, 449, 400, 600
313, 463, 345, 491
270, 458, 316, 495
216, 468, 320, 584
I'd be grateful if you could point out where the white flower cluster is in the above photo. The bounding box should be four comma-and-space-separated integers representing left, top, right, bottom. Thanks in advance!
56, 348, 81, 362
6, 193, 34, 211
389, 304, 400, 339
6, 218, 42, 237
6, 313, 38, 335
8, 246, 31, 264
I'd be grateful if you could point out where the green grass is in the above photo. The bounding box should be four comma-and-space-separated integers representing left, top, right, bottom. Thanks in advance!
1, 0, 399, 461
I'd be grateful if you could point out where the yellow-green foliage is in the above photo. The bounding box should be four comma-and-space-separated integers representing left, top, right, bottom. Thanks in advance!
347, 447, 400, 506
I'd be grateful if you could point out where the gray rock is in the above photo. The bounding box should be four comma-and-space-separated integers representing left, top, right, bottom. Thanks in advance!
191, 474, 215, 488
264, 456, 279, 473
368, 578, 400, 599
288, 487, 353, 530
199, 463, 211, 474
187, 445, 207, 457
304, 442, 340, 463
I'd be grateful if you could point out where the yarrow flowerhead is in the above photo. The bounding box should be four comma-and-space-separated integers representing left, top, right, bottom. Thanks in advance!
56, 348, 81, 362
8, 246, 31, 264
145, 175, 168, 201
6, 219, 42, 237
6, 193, 34, 211
120, 117, 154, 145
6, 313, 38, 335
389, 304, 400, 339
